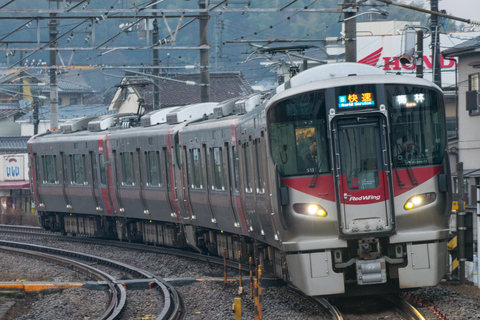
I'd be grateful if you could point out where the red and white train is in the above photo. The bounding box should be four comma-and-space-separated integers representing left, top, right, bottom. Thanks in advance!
29, 62, 451, 296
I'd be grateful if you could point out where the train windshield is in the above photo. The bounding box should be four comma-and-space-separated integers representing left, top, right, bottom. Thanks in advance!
267, 90, 329, 176
387, 85, 446, 167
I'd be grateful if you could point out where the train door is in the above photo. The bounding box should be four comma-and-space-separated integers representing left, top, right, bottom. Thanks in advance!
332, 115, 394, 237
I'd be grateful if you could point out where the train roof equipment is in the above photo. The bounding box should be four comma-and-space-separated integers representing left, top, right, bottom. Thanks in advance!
140, 107, 180, 127
87, 113, 135, 132
60, 116, 99, 133
166, 102, 219, 124
275, 62, 386, 94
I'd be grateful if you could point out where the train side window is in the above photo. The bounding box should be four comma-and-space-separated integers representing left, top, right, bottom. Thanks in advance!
242, 142, 252, 193
232, 146, 239, 192
211, 147, 224, 191
121, 152, 135, 186
70, 154, 86, 185
254, 138, 265, 194
42, 155, 57, 184
146, 151, 161, 187
188, 148, 203, 189
99, 154, 106, 185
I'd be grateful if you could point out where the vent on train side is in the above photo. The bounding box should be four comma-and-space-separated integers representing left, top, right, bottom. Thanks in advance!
140, 106, 179, 127
87, 113, 134, 132
166, 102, 218, 124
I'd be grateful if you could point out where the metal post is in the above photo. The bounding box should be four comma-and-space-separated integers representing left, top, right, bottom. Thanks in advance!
430, 0, 441, 86
257, 265, 262, 320
33, 99, 39, 135
152, 4, 160, 110
198, 0, 210, 102
49, 13, 58, 131
416, 30, 423, 78
477, 186, 480, 289
233, 297, 241, 320
224, 247, 227, 285
238, 250, 243, 294
457, 162, 466, 284
344, 0, 357, 63
249, 257, 253, 299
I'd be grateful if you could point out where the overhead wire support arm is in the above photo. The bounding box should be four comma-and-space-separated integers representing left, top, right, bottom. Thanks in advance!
94, 19, 143, 50
9, 18, 90, 68
65, 0, 89, 12
0, 18, 36, 43
373, 0, 480, 26
0, 0, 15, 9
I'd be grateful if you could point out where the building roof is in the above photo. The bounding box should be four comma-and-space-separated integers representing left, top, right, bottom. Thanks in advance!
113, 72, 254, 111
442, 36, 480, 57
17, 104, 115, 122
0, 136, 30, 152
0, 108, 19, 120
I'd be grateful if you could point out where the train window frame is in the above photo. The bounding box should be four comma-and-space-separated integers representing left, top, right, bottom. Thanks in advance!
242, 142, 253, 193
188, 148, 203, 190
120, 152, 135, 186
211, 146, 225, 191
232, 145, 239, 192
267, 90, 329, 177
42, 154, 57, 184
146, 150, 162, 187
253, 137, 265, 194
99, 153, 107, 186
70, 154, 86, 185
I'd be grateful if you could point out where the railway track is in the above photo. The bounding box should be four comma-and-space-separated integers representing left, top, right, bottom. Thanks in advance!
0, 238, 182, 320
0, 225, 436, 319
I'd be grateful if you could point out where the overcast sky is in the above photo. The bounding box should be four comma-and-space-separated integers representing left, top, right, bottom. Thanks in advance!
438, 0, 480, 21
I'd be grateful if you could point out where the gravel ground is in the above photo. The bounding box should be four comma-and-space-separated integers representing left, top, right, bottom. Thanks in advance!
1, 233, 480, 319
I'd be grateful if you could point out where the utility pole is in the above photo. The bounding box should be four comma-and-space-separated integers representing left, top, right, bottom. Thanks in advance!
152, 4, 160, 110
344, 0, 357, 63
416, 30, 424, 78
199, 0, 210, 102
49, 12, 59, 131
33, 99, 39, 135
430, 0, 441, 87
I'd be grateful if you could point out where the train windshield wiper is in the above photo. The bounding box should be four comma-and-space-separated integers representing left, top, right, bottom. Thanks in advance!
309, 156, 325, 188
405, 162, 418, 185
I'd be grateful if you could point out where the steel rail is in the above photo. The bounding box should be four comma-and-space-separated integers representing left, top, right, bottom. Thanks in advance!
0, 237, 182, 320
0, 243, 125, 320
381, 295, 426, 320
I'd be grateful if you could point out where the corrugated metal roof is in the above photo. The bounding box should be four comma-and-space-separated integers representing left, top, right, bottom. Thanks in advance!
0, 109, 19, 120
0, 136, 29, 152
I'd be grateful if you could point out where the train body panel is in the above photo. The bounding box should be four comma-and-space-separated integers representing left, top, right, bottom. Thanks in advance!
29, 63, 451, 297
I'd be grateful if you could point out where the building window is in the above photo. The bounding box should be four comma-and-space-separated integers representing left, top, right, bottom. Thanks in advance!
70, 97, 78, 105
468, 73, 480, 116
58, 98, 62, 105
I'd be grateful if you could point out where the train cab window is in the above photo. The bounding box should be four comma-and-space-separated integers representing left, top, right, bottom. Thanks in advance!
70, 154, 86, 185
211, 147, 224, 191
146, 151, 161, 187
188, 148, 203, 189
267, 90, 329, 176
387, 85, 446, 167
99, 154, 106, 185
42, 155, 57, 184
121, 152, 135, 186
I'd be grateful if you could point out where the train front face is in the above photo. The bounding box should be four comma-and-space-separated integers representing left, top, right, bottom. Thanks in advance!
267, 77, 450, 296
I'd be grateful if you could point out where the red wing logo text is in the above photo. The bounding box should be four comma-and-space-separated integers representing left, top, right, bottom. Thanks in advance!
349, 195, 381, 201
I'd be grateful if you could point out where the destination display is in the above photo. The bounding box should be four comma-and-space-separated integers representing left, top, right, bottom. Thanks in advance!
336, 84, 377, 109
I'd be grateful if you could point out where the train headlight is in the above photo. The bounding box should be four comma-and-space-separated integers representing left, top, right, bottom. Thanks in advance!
293, 203, 328, 217
404, 192, 436, 210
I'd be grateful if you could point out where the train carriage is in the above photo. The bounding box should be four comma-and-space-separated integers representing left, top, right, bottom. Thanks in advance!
29, 62, 451, 296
